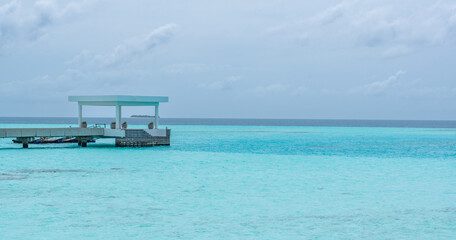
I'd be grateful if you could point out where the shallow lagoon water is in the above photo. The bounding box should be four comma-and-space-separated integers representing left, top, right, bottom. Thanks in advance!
1, 124, 456, 239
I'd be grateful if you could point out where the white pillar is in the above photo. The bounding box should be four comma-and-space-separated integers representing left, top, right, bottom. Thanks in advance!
78, 103, 82, 127
155, 104, 159, 129
116, 105, 122, 129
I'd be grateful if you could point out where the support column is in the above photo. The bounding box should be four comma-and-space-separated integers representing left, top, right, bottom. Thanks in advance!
17, 137, 33, 148
76, 137, 92, 147
154, 104, 159, 129
78, 103, 82, 127
116, 105, 122, 129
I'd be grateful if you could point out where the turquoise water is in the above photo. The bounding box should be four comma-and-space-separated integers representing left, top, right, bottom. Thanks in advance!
1, 124, 456, 239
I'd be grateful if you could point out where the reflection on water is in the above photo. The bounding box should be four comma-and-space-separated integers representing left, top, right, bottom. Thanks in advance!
14, 169, 89, 173
0, 173, 29, 181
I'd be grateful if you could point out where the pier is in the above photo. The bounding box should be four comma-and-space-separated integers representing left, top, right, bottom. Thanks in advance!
0, 95, 171, 148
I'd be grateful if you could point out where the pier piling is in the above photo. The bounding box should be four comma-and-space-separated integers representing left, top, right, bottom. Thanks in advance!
16, 137, 33, 148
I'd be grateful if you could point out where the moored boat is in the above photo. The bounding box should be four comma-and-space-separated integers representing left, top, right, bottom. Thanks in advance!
12, 138, 96, 144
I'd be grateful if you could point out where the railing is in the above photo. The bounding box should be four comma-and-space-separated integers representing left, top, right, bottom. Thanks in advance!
90, 124, 107, 128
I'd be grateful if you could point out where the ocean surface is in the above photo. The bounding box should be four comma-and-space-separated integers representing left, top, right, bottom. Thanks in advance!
1, 118, 456, 239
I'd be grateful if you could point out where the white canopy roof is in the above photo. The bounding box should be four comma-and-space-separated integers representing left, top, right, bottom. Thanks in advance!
69, 95, 168, 129
68, 95, 168, 106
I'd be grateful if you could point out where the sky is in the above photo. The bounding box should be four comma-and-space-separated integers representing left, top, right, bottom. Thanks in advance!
0, 0, 456, 120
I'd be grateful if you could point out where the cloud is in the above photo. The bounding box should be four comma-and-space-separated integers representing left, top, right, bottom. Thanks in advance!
264, 24, 290, 36
333, 1, 456, 49
311, 0, 357, 25
253, 83, 290, 93
164, 63, 208, 74
0, 24, 179, 99
199, 76, 242, 91
70, 23, 178, 68
0, 0, 19, 16
352, 70, 406, 95
318, 70, 456, 98
0, 74, 68, 99
252, 83, 309, 96
274, 0, 456, 57
0, 0, 97, 49
382, 45, 412, 58
292, 85, 308, 96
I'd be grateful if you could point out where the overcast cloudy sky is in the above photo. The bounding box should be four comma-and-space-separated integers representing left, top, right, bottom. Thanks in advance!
1, 0, 456, 119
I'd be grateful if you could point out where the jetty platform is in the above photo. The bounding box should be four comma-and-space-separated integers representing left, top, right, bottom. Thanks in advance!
0, 95, 171, 148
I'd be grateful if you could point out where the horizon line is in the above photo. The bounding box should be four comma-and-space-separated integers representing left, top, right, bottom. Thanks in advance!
1, 116, 456, 122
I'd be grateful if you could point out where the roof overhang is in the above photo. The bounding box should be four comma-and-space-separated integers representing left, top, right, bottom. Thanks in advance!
68, 95, 168, 106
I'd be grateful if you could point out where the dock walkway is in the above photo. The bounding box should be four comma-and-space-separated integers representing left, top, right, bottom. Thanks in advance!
0, 128, 170, 148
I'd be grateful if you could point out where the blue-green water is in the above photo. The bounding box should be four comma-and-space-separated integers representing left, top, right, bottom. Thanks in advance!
1, 123, 456, 239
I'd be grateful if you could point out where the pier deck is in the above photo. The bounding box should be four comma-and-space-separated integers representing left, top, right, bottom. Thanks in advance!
0, 128, 170, 148
0, 128, 125, 138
